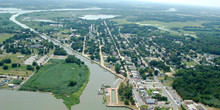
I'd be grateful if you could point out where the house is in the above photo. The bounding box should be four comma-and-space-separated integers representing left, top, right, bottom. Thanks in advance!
153, 91, 160, 95
186, 104, 197, 110
0, 75, 7, 78
126, 61, 133, 65
30, 45, 44, 49
146, 98, 157, 104
8, 84, 14, 88
137, 82, 142, 87
120, 70, 125, 74
0, 82, 5, 86
184, 100, 194, 104
139, 86, 144, 91
146, 78, 152, 82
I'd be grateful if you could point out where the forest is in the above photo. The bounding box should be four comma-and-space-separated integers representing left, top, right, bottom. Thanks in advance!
172, 65, 220, 108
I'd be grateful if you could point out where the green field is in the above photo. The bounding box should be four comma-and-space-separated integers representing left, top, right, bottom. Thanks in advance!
0, 64, 34, 77
19, 59, 90, 110
0, 33, 14, 44
0, 53, 33, 76
184, 61, 198, 67
0, 13, 20, 29
112, 18, 205, 28
112, 18, 206, 37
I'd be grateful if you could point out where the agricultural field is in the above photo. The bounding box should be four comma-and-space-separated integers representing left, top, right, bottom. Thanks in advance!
19, 59, 90, 110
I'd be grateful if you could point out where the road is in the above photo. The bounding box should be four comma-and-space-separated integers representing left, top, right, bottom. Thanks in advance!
154, 76, 179, 110
82, 36, 86, 55
99, 42, 104, 66
104, 21, 123, 60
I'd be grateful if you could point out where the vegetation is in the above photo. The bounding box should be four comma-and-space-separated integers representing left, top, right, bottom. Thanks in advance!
173, 65, 220, 108
54, 46, 67, 56
140, 105, 148, 110
150, 60, 170, 72
118, 81, 135, 105
0, 33, 14, 44
155, 107, 170, 110
152, 94, 167, 101
19, 58, 89, 110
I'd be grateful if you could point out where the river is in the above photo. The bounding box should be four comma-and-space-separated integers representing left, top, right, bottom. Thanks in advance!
0, 8, 129, 110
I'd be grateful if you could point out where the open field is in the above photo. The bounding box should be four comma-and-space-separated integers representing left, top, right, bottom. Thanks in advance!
158, 76, 174, 87
184, 61, 198, 67
0, 64, 33, 76
0, 13, 20, 29
139, 20, 205, 29
0, 53, 30, 64
0, 53, 33, 76
19, 59, 90, 110
112, 18, 205, 28
0, 33, 14, 44
112, 18, 206, 37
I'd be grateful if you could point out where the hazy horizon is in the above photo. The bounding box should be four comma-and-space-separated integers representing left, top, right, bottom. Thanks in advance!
0, 0, 219, 8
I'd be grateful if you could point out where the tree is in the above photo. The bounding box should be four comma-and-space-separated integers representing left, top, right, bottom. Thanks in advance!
115, 63, 120, 74
154, 70, 159, 76
139, 69, 145, 75
130, 97, 135, 105
124, 99, 129, 105
140, 105, 148, 110
54, 47, 67, 55
3, 65, 8, 70
12, 63, 18, 68
90, 55, 95, 60
65, 55, 83, 65
32, 62, 37, 66
3, 58, 11, 63
27, 65, 34, 71
0, 61, 4, 66
36, 65, 40, 71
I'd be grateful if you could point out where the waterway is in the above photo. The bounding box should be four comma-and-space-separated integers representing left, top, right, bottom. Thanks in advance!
0, 8, 129, 110
79, 15, 118, 20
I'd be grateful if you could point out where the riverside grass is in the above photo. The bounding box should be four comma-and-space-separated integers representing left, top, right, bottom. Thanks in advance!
19, 59, 90, 110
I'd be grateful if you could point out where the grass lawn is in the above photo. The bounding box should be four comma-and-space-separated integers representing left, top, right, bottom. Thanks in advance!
0, 53, 30, 64
0, 64, 34, 77
0, 53, 33, 76
184, 61, 198, 67
19, 59, 90, 110
0, 33, 14, 44
158, 76, 174, 87
146, 89, 155, 96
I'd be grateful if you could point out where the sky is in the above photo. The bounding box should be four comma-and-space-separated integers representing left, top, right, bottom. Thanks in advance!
142, 0, 220, 7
